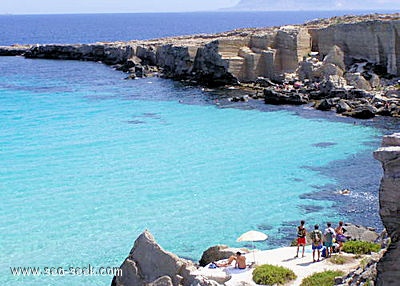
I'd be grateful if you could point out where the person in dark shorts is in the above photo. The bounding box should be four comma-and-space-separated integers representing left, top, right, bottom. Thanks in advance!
323, 222, 336, 257
311, 224, 323, 262
295, 220, 307, 258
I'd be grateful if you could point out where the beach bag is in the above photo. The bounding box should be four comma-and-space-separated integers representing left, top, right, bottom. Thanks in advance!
321, 247, 327, 258
312, 231, 321, 243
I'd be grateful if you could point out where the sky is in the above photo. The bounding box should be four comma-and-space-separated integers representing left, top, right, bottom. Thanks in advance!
2, 0, 400, 14
1, 0, 239, 14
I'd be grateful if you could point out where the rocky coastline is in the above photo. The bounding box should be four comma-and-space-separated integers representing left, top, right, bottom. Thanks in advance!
2, 13, 400, 119
112, 223, 389, 286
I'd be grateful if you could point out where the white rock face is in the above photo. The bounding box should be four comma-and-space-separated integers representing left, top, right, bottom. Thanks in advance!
312, 20, 400, 76
373, 133, 400, 286
323, 45, 345, 70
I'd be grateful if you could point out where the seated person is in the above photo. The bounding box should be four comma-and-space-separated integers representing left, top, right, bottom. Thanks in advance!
215, 252, 246, 269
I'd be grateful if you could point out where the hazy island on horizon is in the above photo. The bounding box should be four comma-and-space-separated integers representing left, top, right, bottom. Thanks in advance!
225, 0, 400, 11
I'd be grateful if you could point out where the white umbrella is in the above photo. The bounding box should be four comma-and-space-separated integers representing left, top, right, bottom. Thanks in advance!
237, 230, 268, 264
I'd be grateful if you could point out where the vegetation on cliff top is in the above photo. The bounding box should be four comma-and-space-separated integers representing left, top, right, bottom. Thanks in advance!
300, 270, 345, 286
252, 264, 297, 285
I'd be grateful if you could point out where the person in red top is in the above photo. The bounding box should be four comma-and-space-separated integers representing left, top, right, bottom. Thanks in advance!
295, 220, 307, 258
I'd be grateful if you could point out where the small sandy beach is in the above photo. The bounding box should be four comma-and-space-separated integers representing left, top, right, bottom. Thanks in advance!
198, 246, 364, 286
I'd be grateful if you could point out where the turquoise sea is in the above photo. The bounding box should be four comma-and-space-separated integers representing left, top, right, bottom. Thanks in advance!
0, 12, 398, 286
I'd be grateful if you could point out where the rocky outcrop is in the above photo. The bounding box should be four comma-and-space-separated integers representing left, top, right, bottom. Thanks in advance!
341, 223, 379, 243
0, 44, 31, 56
264, 88, 309, 105
193, 40, 238, 85
156, 44, 193, 79
112, 230, 220, 286
335, 251, 385, 286
373, 133, 400, 286
24, 43, 134, 65
198, 245, 249, 267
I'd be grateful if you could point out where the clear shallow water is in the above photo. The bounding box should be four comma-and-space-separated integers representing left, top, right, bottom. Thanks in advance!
0, 56, 384, 285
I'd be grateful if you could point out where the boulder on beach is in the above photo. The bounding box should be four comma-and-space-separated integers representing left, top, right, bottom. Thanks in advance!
111, 230, 219, 286
199, 245, 249, 267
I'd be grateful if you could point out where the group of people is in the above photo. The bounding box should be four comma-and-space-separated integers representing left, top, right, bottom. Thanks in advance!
210, 220, 347, 269
295, 220, 347, 262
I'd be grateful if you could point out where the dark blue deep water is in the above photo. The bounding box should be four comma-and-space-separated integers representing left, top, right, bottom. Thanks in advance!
1, 11, 399, 286
0, 10, 395, 45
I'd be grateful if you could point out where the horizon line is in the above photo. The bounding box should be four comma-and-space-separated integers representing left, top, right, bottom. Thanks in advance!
2, 9, 400, 16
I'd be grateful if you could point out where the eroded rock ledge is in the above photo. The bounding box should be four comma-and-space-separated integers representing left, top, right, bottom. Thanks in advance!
374, 133, 400, 286
2, 13, 400, 118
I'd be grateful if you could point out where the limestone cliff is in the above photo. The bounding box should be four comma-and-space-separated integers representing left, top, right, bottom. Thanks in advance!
6, 13, 399, 86
374, 133, 400, 285
310, 19, 400, 75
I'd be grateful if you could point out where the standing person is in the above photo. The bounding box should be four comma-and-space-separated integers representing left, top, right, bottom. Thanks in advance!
335, 221, 346, 254
295, 220, 307, 258
311, 224, 323, 262
323, 222, 336, 257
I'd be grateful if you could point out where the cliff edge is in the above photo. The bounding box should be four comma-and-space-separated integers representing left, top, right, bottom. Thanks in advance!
374, 133, 400, 285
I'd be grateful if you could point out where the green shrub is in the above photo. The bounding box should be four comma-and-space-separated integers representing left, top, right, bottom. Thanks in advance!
252, 264, 297, 285
300, 270, 345, 286
329, 255, 350, 265
342, 241, 381, 255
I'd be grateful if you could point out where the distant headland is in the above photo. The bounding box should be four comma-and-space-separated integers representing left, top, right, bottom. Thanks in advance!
226, 0, 400, 11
